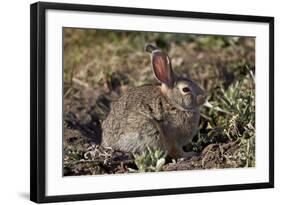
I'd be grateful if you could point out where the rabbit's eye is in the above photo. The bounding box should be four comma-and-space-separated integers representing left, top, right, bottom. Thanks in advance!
182, 87, 191, 93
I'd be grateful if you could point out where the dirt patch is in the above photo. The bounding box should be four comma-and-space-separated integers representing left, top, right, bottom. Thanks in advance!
164, 142, 246, 171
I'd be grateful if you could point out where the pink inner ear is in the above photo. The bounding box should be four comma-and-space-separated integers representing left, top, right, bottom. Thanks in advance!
152, 51, 174, 87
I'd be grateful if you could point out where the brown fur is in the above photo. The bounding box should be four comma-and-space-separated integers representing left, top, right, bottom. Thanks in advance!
102, 86, 201, 158
101, 45, 205, 158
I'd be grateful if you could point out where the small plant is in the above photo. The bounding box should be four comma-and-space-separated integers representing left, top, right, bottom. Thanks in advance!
206, 67, 255, 141
130, 147, 167, 172
191, 66, 255, 167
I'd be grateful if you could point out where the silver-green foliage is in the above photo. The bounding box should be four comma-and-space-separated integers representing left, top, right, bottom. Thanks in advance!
130, 147, 166, 172
197, 66, 255, 167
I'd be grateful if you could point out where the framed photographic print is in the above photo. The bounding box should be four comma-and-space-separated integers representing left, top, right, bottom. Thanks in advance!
30, 1, 274, 203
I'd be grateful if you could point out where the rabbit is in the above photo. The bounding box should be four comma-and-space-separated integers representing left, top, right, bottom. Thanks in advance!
101, 44, 206, 158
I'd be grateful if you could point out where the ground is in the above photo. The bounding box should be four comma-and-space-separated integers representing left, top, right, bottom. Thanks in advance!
63, 29, 255, 175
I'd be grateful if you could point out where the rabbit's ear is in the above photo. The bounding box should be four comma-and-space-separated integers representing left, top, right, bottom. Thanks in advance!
151, 50, 175, 88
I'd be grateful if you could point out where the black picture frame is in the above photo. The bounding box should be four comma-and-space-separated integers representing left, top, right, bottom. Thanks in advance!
30, 1, 274, 203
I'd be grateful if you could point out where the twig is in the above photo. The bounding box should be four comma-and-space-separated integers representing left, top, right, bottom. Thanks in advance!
65, 159, 134, 166
203, 101, 232, 115
64, 87, 72, 98
72, 77, 89, 88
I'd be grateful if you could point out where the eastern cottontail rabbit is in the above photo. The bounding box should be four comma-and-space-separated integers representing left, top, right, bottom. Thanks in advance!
102, 44, 206, 158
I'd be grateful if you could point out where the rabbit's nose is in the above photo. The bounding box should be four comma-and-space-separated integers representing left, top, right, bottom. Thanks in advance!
196, 94, 206, 105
